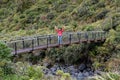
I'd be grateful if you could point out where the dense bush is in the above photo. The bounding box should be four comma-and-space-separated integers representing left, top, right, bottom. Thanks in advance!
0, 42, 11, 60
56, 70, 71, 80
63, 44, 84, 64
94, 9, 109, 21
88, 72, 120, 80
46, 47, 65, 62
1, 62, 44, 80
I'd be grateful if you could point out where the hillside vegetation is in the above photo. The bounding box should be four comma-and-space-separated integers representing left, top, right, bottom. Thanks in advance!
0, 0, 119, 40
0, 0, 120, 80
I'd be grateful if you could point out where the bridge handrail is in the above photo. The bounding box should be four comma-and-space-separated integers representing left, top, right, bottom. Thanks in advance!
5, 31, 107, 44
5, 31, 107, 55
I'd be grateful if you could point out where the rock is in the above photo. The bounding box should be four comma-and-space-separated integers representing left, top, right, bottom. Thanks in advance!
77, 72, 83, 77
79, 63, 86, 71
86, 68, 91, 72
68, 65, 75, 72
89, 71, 94, 76
43, 63, 49, 67
94, 70, 101, 75
50, 67, 56, 72
74, 72, 78, 77
83, 71, 89, 77
53, 64, 59, 68
43, 69, 49, 74
42, 63, 97, 79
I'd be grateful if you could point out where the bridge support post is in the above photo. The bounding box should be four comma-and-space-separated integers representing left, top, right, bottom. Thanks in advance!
92, 32, 94, 41
77, 33, 81, 43
49, 35, 51, 44
32, 39, 34, 51
100, 32, 102, 40
85, 32, 88, 42
94, 32, 97, 42
69, 34, 72, 44
37, 37, 39, 46
47, 37, 49, 48
22, 39, 25, 49
14, 42, 17, 55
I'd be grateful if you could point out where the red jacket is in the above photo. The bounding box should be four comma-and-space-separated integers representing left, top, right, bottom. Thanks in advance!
56, 29, 64, 36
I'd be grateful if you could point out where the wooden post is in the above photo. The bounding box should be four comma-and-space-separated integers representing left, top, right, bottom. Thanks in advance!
69, 34, 72, 44
92, 32, 94, 41
47, 36, 49, 48
14, 42, 17, 55
37, 37, 39, 46
22, 39, 25, 49
103, 31, 106, 39
32, 39, 34, 51
85, 32, 88, 41
100, 32, 102, 40
4, 41, 6, 43
94, 32, 96, 41
98, 32, 100, 40
77, 33, 81, 43
49, 35, 51, 44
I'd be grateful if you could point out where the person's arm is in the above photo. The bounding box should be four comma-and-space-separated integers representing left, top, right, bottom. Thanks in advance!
55, 26, 58, 32
62, 26, 65, 32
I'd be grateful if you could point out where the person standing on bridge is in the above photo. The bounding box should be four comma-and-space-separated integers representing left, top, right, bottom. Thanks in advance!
55, 26, 64, 44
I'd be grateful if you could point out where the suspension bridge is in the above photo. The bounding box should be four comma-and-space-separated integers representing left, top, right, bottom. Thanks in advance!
5, 31, 107, 55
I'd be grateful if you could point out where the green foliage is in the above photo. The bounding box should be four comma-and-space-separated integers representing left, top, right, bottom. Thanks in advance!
0, 67, 4, 77
46, 44, 88, 64
88, 72, 120, 80
56, 70, 71, 80
92, 61, 102, 70
0, 1, 120, 79
94, 9, 109, 21
0, 42, 11, 60
0, 0, 119, 41
82, 25, 94, 31
1, 61, 44, 80
115, 0, 120, 7
63, 44, 84, 64
0, 60, 14, 79
95, 73, 120, 80
27, 66, 43, 80
56, 70, 64, 76
46, 47, 65, 62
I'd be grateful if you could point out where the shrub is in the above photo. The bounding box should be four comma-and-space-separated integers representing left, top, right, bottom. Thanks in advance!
0, 0, 9, 4
10, 62, 44, 80
88, 72, 120, 80
101, 17, 112, 31
1, 61, 14, 75
0, 42, 11, 60
82, 25, 94, 31
115, 0, 120, 7
56, 70, 72, 80
46, 47, 65, 62
47, 13, 55, 20
56, 4, 68, 12
0, 67, 4, 77
27, 66, 43, 80
96, 1, 105, 8
56, 70, 64, 76
63, 44, 84, 64
95, 9, 109, 21
77, 7, 89, 17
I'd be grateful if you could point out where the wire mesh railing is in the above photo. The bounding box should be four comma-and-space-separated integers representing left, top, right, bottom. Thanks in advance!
5, 31, 107, 55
